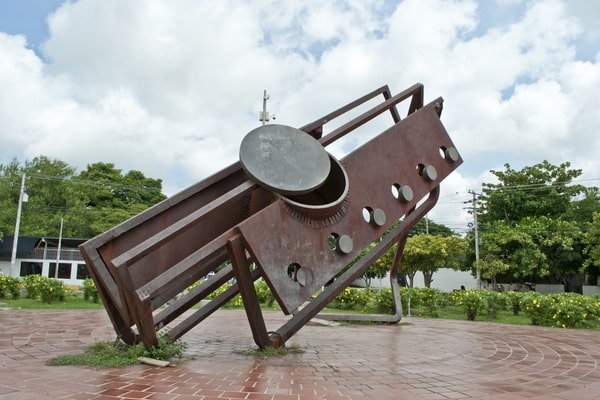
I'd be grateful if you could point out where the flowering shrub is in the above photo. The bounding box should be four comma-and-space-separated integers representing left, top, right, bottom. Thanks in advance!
254, 280, 275, 306
39, 277, 69, 304
23, 274, 45, 299
207, 282, 231, 299
20, 274, 69, 304
520, 291, 553, 326
416, 288, 442, 317
83, 278, 100, 303
481, 290, 508, 318
505, 290, 524, 315
548, 293, 599, 328
451, 289, 487, 321
372, 288, 395, 314
399, 287, 419, 312
330, 287, 372, 311
0, 275, 21, 299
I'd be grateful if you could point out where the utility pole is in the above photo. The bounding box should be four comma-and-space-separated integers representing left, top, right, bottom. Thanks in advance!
9, 173, 26, 277
467, 190, 481, 289
54, 218, 64, 279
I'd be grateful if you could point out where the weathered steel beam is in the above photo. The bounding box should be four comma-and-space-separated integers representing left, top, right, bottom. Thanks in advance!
80, 84, 462, 350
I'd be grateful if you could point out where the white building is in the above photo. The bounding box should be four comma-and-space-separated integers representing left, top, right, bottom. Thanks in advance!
0, 235, 89, 286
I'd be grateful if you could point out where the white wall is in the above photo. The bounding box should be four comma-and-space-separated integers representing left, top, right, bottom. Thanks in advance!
359, 268, 479, 292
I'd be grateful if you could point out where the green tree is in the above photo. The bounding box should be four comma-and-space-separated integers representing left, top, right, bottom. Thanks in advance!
476, 160, 593, 291
73, 162, 166, 234
583, 212, 600, 284
476, 218, 580, 285
409, 218, 454, 236
480, 161, 585, 224
0, 156, 77, 237
400, 234, 467, 288
0, 157, 167, 238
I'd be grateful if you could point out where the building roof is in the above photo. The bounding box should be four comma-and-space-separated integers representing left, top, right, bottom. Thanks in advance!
0, 235, 88, 256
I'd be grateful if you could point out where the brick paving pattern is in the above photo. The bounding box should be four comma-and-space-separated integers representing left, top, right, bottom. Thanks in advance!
0, 309, 599, 399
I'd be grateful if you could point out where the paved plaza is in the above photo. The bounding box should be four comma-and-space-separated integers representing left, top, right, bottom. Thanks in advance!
0, 308, 599, 399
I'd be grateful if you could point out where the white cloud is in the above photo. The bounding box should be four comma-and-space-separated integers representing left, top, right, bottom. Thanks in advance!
1, 0, 599, 228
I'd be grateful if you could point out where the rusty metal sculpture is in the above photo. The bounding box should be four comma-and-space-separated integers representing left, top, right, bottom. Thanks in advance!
79, 83, 462, 349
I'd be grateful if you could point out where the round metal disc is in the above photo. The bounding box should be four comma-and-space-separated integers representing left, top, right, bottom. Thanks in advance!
239, 124, 330, 195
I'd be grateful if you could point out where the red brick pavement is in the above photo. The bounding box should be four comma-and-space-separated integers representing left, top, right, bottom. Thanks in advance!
0, 309, 599, 399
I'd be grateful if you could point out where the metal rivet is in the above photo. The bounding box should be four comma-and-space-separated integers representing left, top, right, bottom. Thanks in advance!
445, 147, 460, 162
398, 185, 414, 202
372, 208, 386, 227
336, 235, 354, 254
295, 267, 312, 287
423, 165, 438, 182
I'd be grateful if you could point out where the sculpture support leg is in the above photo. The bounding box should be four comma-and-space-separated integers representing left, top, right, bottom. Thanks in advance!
227, 234, 273, 349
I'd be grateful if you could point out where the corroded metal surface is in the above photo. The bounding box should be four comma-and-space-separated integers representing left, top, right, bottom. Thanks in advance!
79, 84, 462, 349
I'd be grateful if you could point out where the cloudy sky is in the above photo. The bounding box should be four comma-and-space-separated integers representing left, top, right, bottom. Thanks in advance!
1, 0, 599, 233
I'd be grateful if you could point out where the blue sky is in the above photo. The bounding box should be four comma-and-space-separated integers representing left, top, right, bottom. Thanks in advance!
0, 0, 64, 53
0, 0, 599, 232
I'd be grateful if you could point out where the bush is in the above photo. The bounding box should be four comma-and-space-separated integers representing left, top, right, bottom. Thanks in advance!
254, 280, 275, 306
21, 275, 69, 304
22, 274, 44, 299
481, 290, 508, 318
83, 278, 100, 303
451, 289, 487, 321
399, 287, 418, 313
372, 288, 395, 314
40, 277, 69, 304
505, 290, 524, 315
330, 287, 372, 311
548, 292, 598, 328
520, 291, 553, 326
416, 288, 442, 318
0, 275, 21, 299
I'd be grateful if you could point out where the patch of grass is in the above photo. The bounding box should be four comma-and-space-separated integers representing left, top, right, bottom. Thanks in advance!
46, 340, 145, 368
418, 305, 536, 325
2, 296, 104, 310
234, 344, 305, 357
46, 334, 188, 368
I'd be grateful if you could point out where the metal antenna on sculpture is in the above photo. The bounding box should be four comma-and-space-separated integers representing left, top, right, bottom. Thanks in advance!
259, 89, 275, 125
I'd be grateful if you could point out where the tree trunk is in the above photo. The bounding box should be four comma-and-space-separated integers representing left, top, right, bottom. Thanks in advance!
423, 271, 434, 288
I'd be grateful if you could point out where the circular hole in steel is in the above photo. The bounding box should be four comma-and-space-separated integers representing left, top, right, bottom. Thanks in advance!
362, 207, 373, 223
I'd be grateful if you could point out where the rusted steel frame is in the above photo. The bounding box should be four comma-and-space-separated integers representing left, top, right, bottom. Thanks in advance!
105, 181, 257, 347
168, 269, 260, 340
133, 232, 233, 306
273, 186, 440, 344
111, 181, 256, 271
152, 263, 234, 329
119, 228, 240, 347
80, 252, 137, 343
300, 85, 402, 138
313, 207, 418, 324
167, 268, 262, 342
317, 205, 416, 323
78, 163, 250, 340
227, 233, 273, 349
318, 84, 426, 148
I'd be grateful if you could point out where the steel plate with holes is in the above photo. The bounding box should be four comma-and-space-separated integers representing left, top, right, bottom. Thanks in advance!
239, 124, 331, 195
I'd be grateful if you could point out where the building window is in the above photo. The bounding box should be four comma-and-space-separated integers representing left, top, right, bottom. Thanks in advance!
76, 264, 89, 280
20, 262, 42, 276
49, 263, 72, 279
